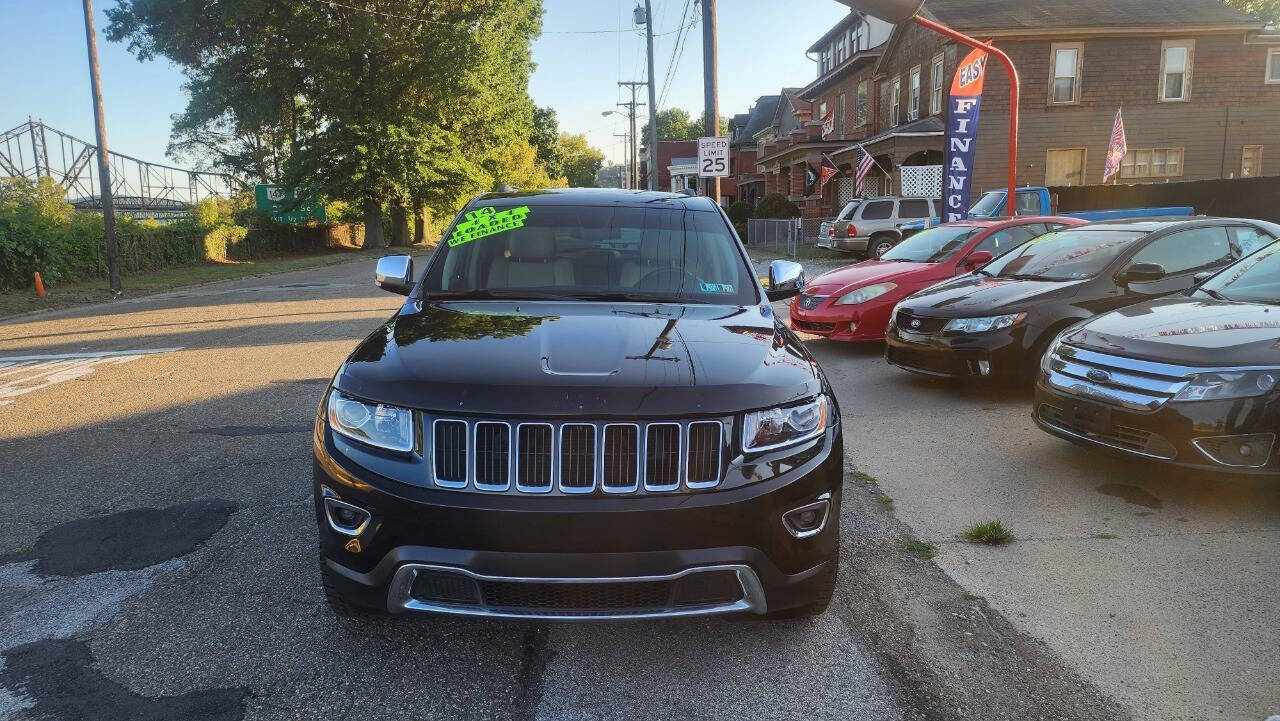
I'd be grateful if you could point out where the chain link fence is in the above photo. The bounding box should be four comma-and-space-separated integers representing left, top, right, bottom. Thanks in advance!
746, 218, 836, 257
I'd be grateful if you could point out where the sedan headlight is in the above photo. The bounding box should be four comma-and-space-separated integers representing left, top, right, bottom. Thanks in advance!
943, 312, 1026, 334
1172, 370, 1279, 402
835, 282, 897, 305
327, 390, 414, 452
743, 396, 829, 452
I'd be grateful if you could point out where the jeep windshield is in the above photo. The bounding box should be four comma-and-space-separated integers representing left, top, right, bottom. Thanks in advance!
422, 204, 758, 305
879, 225, 981, 263
980, 229, 1145, 281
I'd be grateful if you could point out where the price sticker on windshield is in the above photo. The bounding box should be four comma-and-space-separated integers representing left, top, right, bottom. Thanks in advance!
698, 137, 730, 178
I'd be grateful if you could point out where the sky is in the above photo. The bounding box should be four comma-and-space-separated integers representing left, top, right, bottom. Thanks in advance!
0, 1, 849, 168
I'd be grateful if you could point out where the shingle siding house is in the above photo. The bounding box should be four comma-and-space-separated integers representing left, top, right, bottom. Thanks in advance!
838, 0, 1280, 195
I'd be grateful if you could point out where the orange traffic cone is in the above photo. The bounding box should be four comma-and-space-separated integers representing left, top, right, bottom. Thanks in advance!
33, 272, 46, 297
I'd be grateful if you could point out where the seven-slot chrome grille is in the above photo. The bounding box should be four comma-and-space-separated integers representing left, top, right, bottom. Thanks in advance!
430, 417, 727, 495
1043, 344, 1192, 412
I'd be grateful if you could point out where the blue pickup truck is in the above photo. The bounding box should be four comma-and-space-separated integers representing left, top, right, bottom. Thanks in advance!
897, 186, 1193, 240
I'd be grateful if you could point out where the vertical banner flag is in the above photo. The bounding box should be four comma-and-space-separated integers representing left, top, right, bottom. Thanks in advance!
943, 47, 989, 221
818, 154, 840, 195
821, 107, 836, 138
1102, 108, 1128, 183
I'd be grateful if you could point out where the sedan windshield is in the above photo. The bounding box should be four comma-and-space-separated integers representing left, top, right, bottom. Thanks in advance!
967, 191, 1003, 216
422, 204, 758, 305
879, 225, 981, 263
981, 229, 1146, 281
1195, 240, 1280, 303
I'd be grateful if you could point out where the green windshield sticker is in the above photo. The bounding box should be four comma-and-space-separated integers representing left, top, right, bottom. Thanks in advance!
700, 281, 735, 293
448, 205, 531, 247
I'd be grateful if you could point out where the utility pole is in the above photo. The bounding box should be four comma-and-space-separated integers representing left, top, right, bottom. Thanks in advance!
613, 133, 631, 188
641, 1, 659, 191
82, 0, 121, 295
618, 80, 646, 192
701, 0, 720, 204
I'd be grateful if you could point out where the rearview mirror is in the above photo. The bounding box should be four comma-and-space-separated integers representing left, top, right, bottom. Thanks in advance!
766, 260, 805, 301
375, 255, 414, 295
963, 250, 993, 268
1117, 262, 1165, 284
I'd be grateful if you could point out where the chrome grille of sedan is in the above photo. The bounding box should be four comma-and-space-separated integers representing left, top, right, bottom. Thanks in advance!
1044, 344, 1191, 411
428, 417, 728, 495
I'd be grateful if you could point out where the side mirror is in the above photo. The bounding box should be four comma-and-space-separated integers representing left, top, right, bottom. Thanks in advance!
766, 259, 805, 301
1117, 262, 1165, 284
375, 255, 414, 295
1192, 271, 1215, 285
962, 250, 993, 269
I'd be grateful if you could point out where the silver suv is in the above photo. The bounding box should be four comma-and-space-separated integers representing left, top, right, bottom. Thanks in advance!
818, 197, 940, 257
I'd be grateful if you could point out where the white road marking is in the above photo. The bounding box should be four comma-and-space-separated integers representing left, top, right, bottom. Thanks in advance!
0, 348, 181, 407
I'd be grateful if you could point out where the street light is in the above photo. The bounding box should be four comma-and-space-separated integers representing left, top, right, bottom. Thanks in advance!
841, 0, 1019, 210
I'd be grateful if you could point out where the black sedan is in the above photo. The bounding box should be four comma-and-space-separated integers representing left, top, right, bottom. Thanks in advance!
1034, 239, 1280, 474
884, 217, 1280, 381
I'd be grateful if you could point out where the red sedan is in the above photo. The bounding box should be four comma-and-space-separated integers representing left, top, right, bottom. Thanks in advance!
789, 216, 1085, 342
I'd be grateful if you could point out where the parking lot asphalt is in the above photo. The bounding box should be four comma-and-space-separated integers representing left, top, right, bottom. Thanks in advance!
0, 253, 1142, 721
757, 251, 1280, 721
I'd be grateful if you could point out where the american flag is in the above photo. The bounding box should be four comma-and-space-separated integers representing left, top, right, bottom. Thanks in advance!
1102, 108, 1127, 182
855, 147, 876, 195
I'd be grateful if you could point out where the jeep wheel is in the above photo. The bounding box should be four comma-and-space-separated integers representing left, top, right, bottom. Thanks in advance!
765, 552, 839, 620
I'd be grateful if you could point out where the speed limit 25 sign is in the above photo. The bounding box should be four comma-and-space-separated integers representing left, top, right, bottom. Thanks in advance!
697, 137, 730, 178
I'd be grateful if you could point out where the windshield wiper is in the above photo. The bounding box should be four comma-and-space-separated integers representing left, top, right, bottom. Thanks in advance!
1003, 273, 1055, 281
1198, 288, 1230, 301
569, 291, 708, 304
426, 290, 574, 301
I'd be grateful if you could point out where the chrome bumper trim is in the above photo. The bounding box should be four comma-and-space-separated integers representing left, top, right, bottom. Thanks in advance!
386, 563, 768, 621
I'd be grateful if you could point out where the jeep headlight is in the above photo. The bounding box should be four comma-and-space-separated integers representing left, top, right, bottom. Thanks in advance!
835, 282, 897, 305
743, 396, 829, 452
327, 390, 414, 452
943, 312, 1026, 334
1172, 370, 1279, 402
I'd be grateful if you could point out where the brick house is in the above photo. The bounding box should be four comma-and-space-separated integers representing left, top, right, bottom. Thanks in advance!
748, 11, 894, 221
639, 140, 698, 195
829, 0, 1280, 197
729, 96, 780, 206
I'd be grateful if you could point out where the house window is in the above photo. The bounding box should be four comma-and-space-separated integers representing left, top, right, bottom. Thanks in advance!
856, 81, 868, 126
1267, 48, 1280, 84
1242, 145, 1263, 177
1160, 40, 1193, 102
1120, 148, 1184, 178
819, 101, 828, 121
931, 54, 944, 115
1049, 43, 1082, 104
1046, 148, 1087, 186
837, 93, 847, 136
852, 23, 865, 53
909, 66, 921, 120
890, 76, 901, 127
820, 48, 832, 75
835, 36, 847, 64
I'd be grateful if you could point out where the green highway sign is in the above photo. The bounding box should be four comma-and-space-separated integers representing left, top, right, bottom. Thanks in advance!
254, 184, 327, 225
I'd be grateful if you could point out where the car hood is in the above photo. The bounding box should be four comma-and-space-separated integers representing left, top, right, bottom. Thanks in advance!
1063, 296, 1280, 366
335, 300, 824, 416
900, 273, 1085, 319
804, 260, 946, 296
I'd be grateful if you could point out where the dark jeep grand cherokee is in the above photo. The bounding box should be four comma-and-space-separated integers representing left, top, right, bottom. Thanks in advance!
314, 189, 842, 620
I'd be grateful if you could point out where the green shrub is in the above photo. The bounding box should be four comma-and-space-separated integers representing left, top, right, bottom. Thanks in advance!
754, 192, 801, 219
727, 200, 753, 226
202, 224, 249, 260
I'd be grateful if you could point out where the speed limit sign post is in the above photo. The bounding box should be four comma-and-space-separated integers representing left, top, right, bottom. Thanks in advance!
697, 137, 730, 184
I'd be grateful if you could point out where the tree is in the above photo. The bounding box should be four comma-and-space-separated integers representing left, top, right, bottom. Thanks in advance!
557, 133, 605, 188
639, 108, 699, 153
1225, 0, 1280, 21
530, 106, 564, 179
106, 0, 544, 247
693, 111, 730, 137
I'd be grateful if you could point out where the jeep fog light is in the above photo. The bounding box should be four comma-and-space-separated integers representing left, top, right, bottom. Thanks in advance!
783, 493, 831, 538
321, 486, 372, 536
977, 360, 991, 376
1192, 434, 1276, 468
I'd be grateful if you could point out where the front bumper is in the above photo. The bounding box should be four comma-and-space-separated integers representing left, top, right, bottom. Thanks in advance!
1033, 382, 1280, 475
790, 299, 893, 342
314, 421, 844, 619
884, 321, 1032, 380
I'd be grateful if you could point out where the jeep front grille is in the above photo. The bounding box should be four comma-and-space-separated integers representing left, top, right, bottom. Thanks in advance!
428, 417, 729, 495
